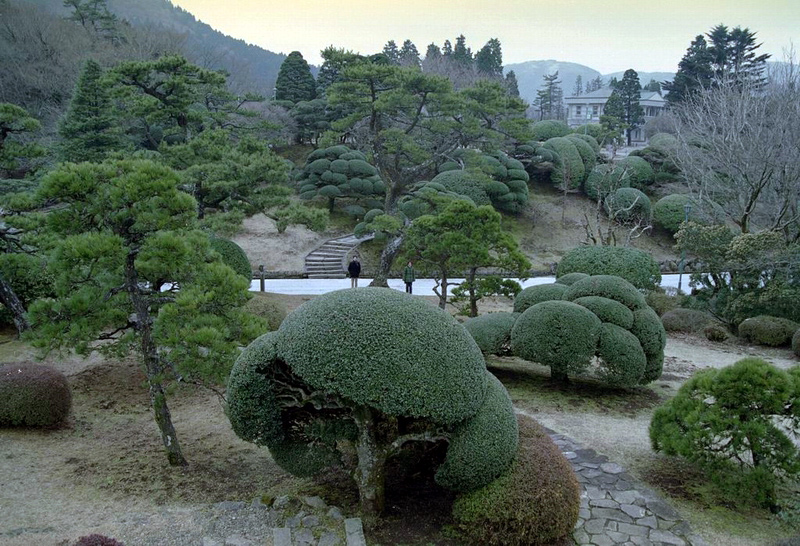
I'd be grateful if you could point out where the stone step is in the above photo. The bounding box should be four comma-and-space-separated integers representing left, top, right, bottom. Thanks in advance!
307, 273, 347, 279
308, 251, 347, 259
345, 518, 367, 546
272, 527, 292, 546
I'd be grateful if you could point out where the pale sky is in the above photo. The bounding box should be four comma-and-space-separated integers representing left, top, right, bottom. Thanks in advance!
171, 0, 798, 74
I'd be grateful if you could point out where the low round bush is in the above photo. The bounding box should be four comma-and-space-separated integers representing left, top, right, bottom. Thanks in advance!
555, 272, 589, 286
704, 323, 729, 342
451, 415, 580, 546
606, 187, 652, 224
430, 170, 491, 207
653, 194, 694, 233
584, 164, 627, 201
793, 329, 800, 357
512, 283, 568, 313
596, 323, 647, 387
614, 156, 654, 188
531, 120, 571, 141
511, 300, 602, 378
738, 315, 800, 347
562, 274, 648, 310
0, 363, 72, 427
660, 308, 712, 333
244, 292, 288, 331
557, 246, 660, 291
645, 290, 679, 316
650, 358, 799, 509
210, 237, 252, 280
463, 312, 518, 355
573, 296, 634, 329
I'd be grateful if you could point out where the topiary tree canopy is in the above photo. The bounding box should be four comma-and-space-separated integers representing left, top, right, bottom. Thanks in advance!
513, 283, 568, 313
296, 145, 385, 211
429, 170, 491, 207
557, 245, 661, 290
531, 120, 571, 141
209, 236, 251, 280
509, 275, 666, 386
614, 156, 655, 189
464, 312, 519, 355
605, 187, 652, 226
584, 164, 629, 202
274, 51, 317, 103
542, 137, 585, 190
653, 194, 725, 234
227, 287, 519, 515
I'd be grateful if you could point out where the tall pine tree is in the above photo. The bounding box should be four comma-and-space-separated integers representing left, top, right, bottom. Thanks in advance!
475, 38, 503, 78
275, 51, 316, 103
572, 75, 583, 96
398, 40, 421, 68
534, 72, 564, 120
617, 69, 644, 146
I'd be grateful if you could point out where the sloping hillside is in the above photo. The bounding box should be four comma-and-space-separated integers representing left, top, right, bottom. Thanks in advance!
504, 60, 601, 105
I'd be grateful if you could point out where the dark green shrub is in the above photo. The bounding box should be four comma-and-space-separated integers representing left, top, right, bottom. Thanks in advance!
606, 187, 652, 224
650, 358, 800, 509
436, 373, 519, 491
531, 120, 571, 141
511, 300, 602, 378
451, 416, 580, 546
0, 363, 72, 427
738, 315, 800, 347
209, 236, 252, 279
584, 164, 627, 201
555, 272, 589, 286
464, 312, 518, 355
630, 308, 667, 382
653, 194, 694, 233
661, 308, 712, 333
244, 292, 288, 331
297, 145, 384, 209
563, 274, 648, 310
793, 329, 800, 357
570, 133, 600, 153
542, 137, 585, 190
614, 156, 654, 188
648, 132, 677, 152
565, 135, 597, 175
73, 535, 125, 546
645, 290, 679, 316
0, 253, 55, 327
558, 249, 660, 291
430, 170, 491, 207
596, 323, 647, 387
573, 296, 634, 329
704, 323, 729, 342
512, 283, 568, 313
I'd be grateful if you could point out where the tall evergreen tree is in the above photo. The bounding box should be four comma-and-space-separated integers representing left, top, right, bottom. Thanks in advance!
442, 40, 453, 57
316, 47, 362, 96
617, 69, 644, 146
475, 38, 503, 78
505, 71, 520, 97
398, 40, 421, 68
58, 59, 121, 163
382, 40, 400, 65
586, 76, 604, 93
572, 75, 583, 96
452, 35, 472, 65
600, 91, 626, 146
534, 72, 564, 120
274, 51, 316, 103
664, 35, 714, 104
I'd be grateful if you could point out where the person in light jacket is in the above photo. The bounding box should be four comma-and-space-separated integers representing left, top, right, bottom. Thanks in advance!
403, 261, 415, 294
348, 256, 361, 288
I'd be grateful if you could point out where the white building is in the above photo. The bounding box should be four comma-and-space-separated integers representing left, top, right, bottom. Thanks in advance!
563, 88, 666, 144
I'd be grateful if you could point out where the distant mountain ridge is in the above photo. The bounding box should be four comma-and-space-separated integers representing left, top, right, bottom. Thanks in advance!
505, 60, 674, 106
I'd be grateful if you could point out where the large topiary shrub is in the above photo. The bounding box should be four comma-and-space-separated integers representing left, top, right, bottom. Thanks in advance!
429, 170, 491, 207
572, 296, 634, 329
650, 358, 800, 509
653, 194, 694, 233
531, 120, 571, 141
583, 164, 627, 201
661, 308, 713, 333
570, 132, 601, 153
555, 272, 589, 286
451, 416, 580, 546
227, 288, 518, 514
297, 145, 385, 210
563, 274, 648, 310
566, 134, 597, 175
614, 156, 654, 188
0, 363, 72, 427
606, 187, 652, 225
512, 283, 568, 313
557, 246, 661, 290
542, 137, 585, 190
738, 315, 800, 347
463, 312, 518, 355
243, 292, 288, 331
209, 236, 252, 280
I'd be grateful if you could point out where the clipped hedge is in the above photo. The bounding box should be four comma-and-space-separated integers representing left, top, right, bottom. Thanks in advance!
704, 323, 729, 342
661, 308, 712, 333
738, 315, 800, 347
584, 164, 626, 201
614, 156, 654, 188
573, 296, 634, 329
210, 236, 252, 280
429, 170, 491, 207
276, 288, 487, 425
531, 120, 571, 141
297, 145, 384, 207
565, 135, 597, 176
653, 194, 694, 233
435, 373, 519, 492
555, 272, 589, 286
606, 187, 652, 224
543, 137, 585, 190
558, 248, 660, 291
244, 292, 288, 331
563, 274, 648, 310
464, 312, 518, 355
570, 133, 600, 153
511, 300, 601, 377
451, 416, 580, 546
596, 323, 648, 386
0, 363, 72, 427
512, 283, 568, 313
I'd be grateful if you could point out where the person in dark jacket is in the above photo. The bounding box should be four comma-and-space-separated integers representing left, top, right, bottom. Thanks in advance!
403, 261, 415, 294
348, 256, 361, 288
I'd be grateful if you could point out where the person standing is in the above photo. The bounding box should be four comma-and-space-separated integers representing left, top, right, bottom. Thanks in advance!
348, 256, 361, 288
403, 261, 415, 294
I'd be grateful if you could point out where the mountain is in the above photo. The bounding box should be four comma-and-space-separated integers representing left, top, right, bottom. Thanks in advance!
505, 60, 601, 106
20, 0, 287, 96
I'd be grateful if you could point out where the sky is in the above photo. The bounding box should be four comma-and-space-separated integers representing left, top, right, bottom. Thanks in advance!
170, 0, 799, 74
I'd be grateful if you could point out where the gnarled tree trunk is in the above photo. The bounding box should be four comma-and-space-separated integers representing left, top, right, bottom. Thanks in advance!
0, 274, 29, 336
352, 405, 389, 515
369, 234, 404, 288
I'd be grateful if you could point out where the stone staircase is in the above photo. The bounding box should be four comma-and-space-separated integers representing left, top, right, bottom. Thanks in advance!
272, 518, 367, 546
304, 234, 373, 279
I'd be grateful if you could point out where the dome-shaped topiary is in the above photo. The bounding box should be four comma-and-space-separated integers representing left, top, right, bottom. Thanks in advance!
430, 170, 491, 207
563, 274, 648, 310
584, 164, 628, 201
0, 363, 72, 427
571, 133, 600, 153
653, 194, 694, 233
297, 146, 385, 211
704, 323, 729, 342
565, 135, 597, 176
531, 120, 572, 141
606, 187, 652, 224
738, 315, 800, 347
464, 312, 519, 355
630, 307, 667, 382
647, 133, 677, 154
557, 247, 661, 291
542, 137, 585, 190
512, 283, 568, 313
554, 271, 589, 286
209, 236, 252, 280
596, 322, 648, 386
511, 300, 602, 378
244, 292, 288, 331
661, 308, 712, 333
614, 156, 654, 188
573, 296, 634, 329
451, 415, 580, 546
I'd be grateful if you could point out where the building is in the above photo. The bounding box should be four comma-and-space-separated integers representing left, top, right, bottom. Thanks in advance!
563, 88, 666, 144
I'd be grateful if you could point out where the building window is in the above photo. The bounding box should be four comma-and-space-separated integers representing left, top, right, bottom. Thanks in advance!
575, 105, 582, 117
592, 105, 599, 117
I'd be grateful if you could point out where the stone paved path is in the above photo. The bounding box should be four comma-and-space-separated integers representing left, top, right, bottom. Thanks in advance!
532, 418, 709, 546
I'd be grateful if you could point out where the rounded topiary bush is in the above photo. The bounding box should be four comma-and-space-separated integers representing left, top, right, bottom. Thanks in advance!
557, 246, 660, 290
542, 137, 585, 190
210, 236, 252, 280
573, 296, 634, 329
793, 329, 800, 357
606, 187, 652, 224
596, 322, 648, 386
562, 274, 648, 310
451, 415, 580, 546
531, 120, 571, 141
464, 312, 519, 355
704, 323, 729, 342
738, 315, 800, 347
645, 290, 679, 316
555, 272, 589, 286
653, 194, 694, 233
565, 135, 597, 175
661, 308, 712, 333
0, 363, 72, 427
512, 283, 568, 313
630, 307, 667, 382
511, 300, 602, 378
584, 164, 627, 201
244, 292, 288, 331
615, 156, 654, 188
429, 170, 491, 207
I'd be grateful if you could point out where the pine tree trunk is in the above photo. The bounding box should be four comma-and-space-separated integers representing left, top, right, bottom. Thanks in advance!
369, 234, 403, 288
125, 253, 187, 466
438, 273, 448, 310
0, 273, 29, 336
467, 268, 478, 318
352, 406, 388, 515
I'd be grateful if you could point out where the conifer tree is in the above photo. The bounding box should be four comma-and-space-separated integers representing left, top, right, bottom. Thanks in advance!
572, 75, 583, 96
663, 35, 714, 104
382, 40, 400, 65
505, 71, 520, 97
398, 40, 421, 68
453, 35, 472, 65
274, 51, 316, 104
58, 59, 121, 163
618, 69, 644, 145
534, 72, 564, 120
475, 38, 503, 78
